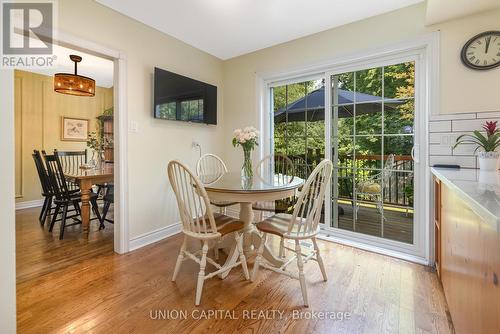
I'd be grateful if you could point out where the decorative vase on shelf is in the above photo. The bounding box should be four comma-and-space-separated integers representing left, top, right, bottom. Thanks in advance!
241, 147, 253, 182
477, 151, 499, 171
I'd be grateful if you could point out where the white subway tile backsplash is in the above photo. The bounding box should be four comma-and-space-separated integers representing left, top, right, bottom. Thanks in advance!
452, 118, 500, 132
475, 111, 500, 119
429, 156, 476, 169
429, 133, 441, 144
429, 121, 451, 132
452, 143, 478, 156
429, 144, 452, 156
429, 113, 476, 121
427, 112, 496, 169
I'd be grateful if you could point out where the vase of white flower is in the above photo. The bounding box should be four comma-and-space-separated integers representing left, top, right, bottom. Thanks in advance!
232, 126, 259, 182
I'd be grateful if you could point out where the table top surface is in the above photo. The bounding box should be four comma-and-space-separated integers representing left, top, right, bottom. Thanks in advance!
201, 172, 304, 193
64, 165, 114, 180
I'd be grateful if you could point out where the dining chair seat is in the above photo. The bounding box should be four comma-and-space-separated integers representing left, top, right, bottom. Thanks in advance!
255, 213, 319, 238
209, 214, 245, 236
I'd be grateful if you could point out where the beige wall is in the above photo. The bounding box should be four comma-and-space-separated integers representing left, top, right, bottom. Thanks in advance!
57, 0, 225, 239
221, 3, 500, 170
14, 70, 113, 203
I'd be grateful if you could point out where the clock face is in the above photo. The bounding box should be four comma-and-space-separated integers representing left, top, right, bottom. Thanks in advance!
461, 31, 500, 70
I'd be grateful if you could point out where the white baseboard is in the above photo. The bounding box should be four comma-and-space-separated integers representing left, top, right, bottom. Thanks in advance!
15, 199, 44, 210
129, 222, 182, 251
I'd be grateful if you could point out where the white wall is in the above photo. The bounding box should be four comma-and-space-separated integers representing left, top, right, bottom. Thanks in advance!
221, 3, 500, 170
56, 0, 226, 239
0, 70, 16, 333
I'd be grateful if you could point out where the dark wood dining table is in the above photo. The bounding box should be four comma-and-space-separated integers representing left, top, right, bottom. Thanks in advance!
64, 165, 114, 237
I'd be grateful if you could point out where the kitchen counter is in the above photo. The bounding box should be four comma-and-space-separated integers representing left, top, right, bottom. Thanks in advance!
431, 167, 500, 232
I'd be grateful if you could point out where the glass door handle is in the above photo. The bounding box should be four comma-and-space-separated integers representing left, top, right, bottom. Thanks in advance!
411, 145, 419, 163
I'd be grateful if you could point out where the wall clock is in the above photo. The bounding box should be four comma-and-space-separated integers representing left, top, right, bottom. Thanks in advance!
461, 31, 500, 70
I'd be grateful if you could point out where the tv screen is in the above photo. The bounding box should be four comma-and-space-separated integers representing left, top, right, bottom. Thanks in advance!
153, 67, 217, 125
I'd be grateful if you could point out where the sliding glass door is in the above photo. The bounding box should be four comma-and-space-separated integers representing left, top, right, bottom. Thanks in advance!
268, 55, 425, 258
330, 62, 416, 245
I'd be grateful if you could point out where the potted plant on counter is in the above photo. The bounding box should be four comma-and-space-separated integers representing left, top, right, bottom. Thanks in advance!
453, 120, 500, 171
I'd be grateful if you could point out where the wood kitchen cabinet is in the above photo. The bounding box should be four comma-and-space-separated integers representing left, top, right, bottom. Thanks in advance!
434, 177, 500, 334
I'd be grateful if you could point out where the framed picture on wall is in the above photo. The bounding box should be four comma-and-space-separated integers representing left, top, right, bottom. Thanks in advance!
61, 117, 89, 141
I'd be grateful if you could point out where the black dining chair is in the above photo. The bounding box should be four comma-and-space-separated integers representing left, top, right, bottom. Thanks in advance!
99, 184, 114, 230
42, 151, 102, 239
32, 150, 54, 226
54, 149, 88, 191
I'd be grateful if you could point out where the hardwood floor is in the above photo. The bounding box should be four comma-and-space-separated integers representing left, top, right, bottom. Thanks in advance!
16, 207, 452, 334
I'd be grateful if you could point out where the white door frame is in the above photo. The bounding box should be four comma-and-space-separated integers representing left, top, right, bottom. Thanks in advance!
4, 30, 130, 254
257, 32, 439, 264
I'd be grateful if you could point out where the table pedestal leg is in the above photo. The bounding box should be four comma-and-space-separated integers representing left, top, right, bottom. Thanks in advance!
220, 203, 285, 279
80, 181, 92, 238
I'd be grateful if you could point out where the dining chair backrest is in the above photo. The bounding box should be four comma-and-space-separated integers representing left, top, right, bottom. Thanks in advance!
196, 153, 227, 179
256, 154, 295, 184
288, 159, 333, 238
55, 149, 87, 174
42, 151, 72, 202
168, 160, 219, 239
32, 150, 52, 196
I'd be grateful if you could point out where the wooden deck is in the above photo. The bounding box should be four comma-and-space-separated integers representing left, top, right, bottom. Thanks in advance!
335, 202, 414, 244
16, 207, 450, 334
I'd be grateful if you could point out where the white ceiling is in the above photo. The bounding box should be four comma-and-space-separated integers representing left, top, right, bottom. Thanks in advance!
96, 0, 423, 60
27, 44, 114, 88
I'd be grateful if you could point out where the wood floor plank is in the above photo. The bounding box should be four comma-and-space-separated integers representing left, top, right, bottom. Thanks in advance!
16, 207, 451, 334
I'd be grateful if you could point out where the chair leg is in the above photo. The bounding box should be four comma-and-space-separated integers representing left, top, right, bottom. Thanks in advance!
172, 236, 187, 281
251, 232, 267, 282
295, 240, 309, 307
39, 197, 49, 224
235, 232, 249, 280
91, 199, 102, 224
40, 196, 52, 226
59, 204, 68, 240
312, 237, 327, 281
279, 237, 285, 258
49, 204, 61, 232
100, 201, 111, 230
195, 241, 209, 306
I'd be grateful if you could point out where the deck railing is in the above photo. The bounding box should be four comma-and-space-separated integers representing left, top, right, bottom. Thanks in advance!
286, 150, 413, 208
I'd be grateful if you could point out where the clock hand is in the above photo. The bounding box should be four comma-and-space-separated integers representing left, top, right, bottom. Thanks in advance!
485, 36, 491, 53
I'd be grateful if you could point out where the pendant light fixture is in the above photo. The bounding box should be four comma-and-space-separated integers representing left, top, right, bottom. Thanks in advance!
54, 55, 95, 97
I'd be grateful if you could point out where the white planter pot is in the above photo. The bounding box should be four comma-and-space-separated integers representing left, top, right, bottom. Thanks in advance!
477, 151, 499, 171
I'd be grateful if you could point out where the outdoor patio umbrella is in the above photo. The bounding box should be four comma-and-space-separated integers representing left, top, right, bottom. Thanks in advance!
274, 86, 403, 123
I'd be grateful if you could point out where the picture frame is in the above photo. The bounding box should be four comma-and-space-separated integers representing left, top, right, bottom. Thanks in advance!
61, 116, 89, 141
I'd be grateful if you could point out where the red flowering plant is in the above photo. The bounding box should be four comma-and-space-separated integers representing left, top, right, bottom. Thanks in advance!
453, 121, 500, 152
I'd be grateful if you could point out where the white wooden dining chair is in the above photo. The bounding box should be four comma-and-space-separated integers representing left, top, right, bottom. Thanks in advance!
168, 160, 249, 306
251, 159, 333, 307
196, 154, 237, 214
253, 153, 295, 258
355, 154, 395, 220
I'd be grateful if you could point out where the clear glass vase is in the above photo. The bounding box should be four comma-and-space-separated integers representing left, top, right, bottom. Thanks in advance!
241, 148, 253, 181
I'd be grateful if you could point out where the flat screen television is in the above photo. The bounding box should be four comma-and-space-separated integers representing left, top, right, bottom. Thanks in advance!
153, 67, 217, 125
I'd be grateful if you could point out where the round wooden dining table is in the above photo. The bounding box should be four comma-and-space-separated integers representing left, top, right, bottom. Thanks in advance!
201, 172, 303, 277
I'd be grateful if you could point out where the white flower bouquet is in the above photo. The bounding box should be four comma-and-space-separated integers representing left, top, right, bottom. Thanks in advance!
232, 126, 259, 180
